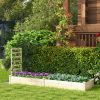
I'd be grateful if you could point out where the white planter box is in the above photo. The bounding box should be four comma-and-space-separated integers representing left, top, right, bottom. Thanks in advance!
9, 75, 45, 86
44, 79, 94, 91
9, 75, 94, 91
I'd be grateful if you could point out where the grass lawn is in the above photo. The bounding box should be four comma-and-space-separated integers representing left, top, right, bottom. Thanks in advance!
0, 83, 99, 100
0, 67, 9, 82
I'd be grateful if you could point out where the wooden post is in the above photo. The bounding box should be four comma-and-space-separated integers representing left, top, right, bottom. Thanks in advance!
63, 0, 70, 17
78, 0, 82, 25
78, 0, 86, 25
81, 0, 86, 25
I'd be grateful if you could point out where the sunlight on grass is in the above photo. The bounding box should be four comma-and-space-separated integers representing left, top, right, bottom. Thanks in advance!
0, 84, 99, 100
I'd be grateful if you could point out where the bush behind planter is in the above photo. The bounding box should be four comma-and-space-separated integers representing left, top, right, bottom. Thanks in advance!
4, 29, 56, 69
4, 44, 100, 77
29, 47, 100, 76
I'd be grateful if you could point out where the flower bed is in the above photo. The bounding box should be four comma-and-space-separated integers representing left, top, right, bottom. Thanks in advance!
9, 72, 94, 91
13, 72, 49, 79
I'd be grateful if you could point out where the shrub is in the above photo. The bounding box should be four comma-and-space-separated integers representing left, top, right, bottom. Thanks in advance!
29, 47, 99, 77
48, 73, 89, 82
4, 40, 100, 77
94, 73, 100, 84
96, 42, 100, 53
4, 30, 56, 69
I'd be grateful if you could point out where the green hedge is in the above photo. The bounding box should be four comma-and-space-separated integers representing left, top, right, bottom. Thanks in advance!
27, 47, 100, 76
4, 45, 100, 77
96, 42, 100, 53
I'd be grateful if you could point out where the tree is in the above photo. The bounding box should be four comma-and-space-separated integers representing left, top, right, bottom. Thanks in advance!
0, 0, 32, 21
15, 0, 78, 32
15, 0, 62, 32
0, 0, 33, 46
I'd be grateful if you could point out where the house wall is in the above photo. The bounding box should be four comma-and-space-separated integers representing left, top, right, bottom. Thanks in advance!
75, 0, 100, 47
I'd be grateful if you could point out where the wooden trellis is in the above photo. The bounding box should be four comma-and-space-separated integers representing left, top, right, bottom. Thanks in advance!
11, 48, 22, 75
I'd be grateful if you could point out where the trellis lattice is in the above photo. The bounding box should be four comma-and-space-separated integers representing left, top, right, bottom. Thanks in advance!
11, 48, 22, 75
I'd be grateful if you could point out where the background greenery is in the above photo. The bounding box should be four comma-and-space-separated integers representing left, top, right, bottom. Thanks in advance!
0, 0, 78, 47
4, 36, 100, 77
0, 0, 32, 21
15, 0, 78, 32
0, 59, 9, 83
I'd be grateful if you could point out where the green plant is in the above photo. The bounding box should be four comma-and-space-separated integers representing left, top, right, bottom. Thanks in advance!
70, 0, 78, 24
4, 30, 56, 69
93, 42, 100, 84
0, 0, 32, 21
96, 42, 100, 53
55, 1, 75, 46
15, 0, 78, 32
94, 72, 100, 84
4, 43, 100, 77
48, 73, 90, 82
15, 0, 61, 31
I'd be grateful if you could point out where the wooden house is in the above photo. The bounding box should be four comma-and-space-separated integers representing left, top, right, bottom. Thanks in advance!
64, 0, 100, 47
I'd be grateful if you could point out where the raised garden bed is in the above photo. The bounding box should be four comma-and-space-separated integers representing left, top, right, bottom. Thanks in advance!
9, 74, 94, 91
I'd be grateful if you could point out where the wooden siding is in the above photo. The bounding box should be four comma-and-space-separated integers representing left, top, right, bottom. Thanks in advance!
77, 0, 100, 24
78, 0, 82, 25
86, 0, 100, 24
75, 24, 100, 32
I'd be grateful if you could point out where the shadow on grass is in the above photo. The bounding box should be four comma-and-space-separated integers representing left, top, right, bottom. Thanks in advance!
88, 85, 100, 92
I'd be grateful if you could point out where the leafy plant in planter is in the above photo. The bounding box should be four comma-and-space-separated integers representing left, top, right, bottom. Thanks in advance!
47, 73, 90, 82
94, 73, 100, 84
13, 71, 49, 79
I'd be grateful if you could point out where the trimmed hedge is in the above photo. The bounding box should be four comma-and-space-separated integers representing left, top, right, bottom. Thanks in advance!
4, 45, 100, 77
96, 42, 100, 53
27, 47, 100, 76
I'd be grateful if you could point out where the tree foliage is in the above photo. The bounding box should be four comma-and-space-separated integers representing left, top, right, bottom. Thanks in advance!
55, 0, 75, 46
0, 0, 32, 21
15, 0, 78, 32
15, 0, 62, 32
